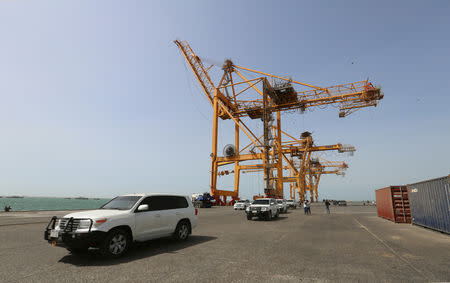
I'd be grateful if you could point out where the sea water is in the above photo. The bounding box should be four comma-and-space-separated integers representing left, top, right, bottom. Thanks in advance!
0, 197, 110, 211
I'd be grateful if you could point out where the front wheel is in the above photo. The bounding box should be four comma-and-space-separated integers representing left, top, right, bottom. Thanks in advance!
174, 221, 190, 241
265, 211, 272, 221
247, 213, 252, 220
101, 229, 130, 258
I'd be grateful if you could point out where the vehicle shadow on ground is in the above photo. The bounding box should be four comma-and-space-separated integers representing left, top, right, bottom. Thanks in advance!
58, 235, 216, 266
251, 216, 288, 221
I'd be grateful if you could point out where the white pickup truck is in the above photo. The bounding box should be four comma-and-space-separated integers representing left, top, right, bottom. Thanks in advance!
44, 194, 198, 257
245, 198, 279, 221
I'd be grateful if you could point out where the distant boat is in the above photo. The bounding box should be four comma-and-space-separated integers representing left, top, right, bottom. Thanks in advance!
75, 197, 89, 200
7, 196, 24, 198
93, 198, 100, 200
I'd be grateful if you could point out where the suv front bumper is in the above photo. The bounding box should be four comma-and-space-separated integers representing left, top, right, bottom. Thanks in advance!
44, 217, 107, 249
246, 209, 271, 217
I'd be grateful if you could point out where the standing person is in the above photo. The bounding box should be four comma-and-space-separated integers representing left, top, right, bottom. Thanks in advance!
325, 200, 330, 214
306, 200, 311, 215
303, 200, 308, 215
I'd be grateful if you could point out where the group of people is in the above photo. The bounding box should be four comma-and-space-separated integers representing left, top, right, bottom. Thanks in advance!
4, 205, 11, 212
303, 200, 311, 214
302, 199, 331, 215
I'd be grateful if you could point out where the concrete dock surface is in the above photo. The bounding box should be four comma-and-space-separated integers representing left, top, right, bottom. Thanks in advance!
0, 204, 449, 282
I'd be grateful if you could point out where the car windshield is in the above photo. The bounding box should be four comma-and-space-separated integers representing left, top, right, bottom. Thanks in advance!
100, 196, 141, 210
252, 199, 269, 205
277, 200, 283, 203
237, 200, 245, 203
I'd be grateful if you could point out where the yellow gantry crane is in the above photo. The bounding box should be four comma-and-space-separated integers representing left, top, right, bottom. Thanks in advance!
288, 155, 349, 202
175, 40, 383, 205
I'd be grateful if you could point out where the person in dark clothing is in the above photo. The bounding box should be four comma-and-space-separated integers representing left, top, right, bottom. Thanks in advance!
4, 205, 11, 212
306, 200, 311, 215
325, 200, 330, 214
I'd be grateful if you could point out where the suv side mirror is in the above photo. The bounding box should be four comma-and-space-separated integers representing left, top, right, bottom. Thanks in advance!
137, 204, 149, 211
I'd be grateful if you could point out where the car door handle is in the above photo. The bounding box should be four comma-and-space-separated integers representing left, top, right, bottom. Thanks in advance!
155, 214, 161, 218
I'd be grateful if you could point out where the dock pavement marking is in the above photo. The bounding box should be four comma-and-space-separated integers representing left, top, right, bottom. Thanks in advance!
353, 217, 430, 281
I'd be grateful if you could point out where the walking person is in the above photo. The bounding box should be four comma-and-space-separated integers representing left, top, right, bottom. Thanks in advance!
325, 199, 330, 214
303, 200, 308, 215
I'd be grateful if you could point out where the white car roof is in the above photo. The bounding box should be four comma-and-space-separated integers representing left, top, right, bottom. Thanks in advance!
120, 193, 188, 198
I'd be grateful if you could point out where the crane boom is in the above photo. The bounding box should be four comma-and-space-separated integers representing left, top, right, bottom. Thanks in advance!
174, 40, 215, 106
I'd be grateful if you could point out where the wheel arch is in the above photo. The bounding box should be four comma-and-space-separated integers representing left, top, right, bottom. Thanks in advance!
108, 225, 133, 241
177, 218, 192, 234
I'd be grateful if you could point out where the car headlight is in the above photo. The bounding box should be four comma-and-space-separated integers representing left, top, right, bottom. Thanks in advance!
77, 219, 92, 230
261, 207, 268, 211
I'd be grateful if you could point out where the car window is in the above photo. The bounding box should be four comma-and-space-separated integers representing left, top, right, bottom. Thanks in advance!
142, 196, 189, 211
174, 196, 189, 208
253, 199, 269, 205
102, 196, 141, 210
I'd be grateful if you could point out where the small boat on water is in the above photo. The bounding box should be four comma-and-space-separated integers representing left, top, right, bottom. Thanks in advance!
93, 198, 100, 200
75, 197, 89, 200
7, 196, 24, 198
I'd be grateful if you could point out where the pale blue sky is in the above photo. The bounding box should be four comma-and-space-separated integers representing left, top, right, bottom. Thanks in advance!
0, 0, 449, 200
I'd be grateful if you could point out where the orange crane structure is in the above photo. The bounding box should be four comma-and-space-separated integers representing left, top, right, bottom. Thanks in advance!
288, 154, 350, 202
175, 40, 383, 205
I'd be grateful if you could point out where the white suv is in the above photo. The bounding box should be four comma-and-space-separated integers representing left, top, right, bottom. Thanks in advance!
245, 198, 279, 221
44, 194, 198, 257
276, 199, 288, 213
234, 199, 250, 210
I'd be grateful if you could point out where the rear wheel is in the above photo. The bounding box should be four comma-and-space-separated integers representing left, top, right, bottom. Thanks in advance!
174, 220, 190, 241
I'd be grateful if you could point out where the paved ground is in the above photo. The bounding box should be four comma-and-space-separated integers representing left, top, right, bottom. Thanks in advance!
0, 204, 449, 282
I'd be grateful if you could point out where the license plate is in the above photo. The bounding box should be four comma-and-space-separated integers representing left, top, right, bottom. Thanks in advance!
252, 211, 258, 213
50, 230, 59, 238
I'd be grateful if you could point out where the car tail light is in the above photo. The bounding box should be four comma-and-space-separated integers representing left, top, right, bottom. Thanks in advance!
195, 208, 198, 215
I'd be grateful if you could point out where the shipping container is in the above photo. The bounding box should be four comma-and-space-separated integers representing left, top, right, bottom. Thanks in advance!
408, 175, 450, 234
375, 186, 411, 223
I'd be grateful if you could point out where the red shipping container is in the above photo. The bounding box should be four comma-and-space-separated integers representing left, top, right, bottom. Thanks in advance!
375, 186, 411, 223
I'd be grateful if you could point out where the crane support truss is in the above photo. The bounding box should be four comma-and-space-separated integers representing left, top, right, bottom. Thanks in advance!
175, 40, 383, 205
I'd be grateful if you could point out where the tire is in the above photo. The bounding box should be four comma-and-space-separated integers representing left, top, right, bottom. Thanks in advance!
247, 213, 252, 220
173, 220, 190, 241
100, 228, 131, 258
275, 210, 279, 218
265, 211, 272, 221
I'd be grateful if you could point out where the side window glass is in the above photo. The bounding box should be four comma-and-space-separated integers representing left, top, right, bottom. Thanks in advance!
175, 197, 188, 208
148, 196, 165, 211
